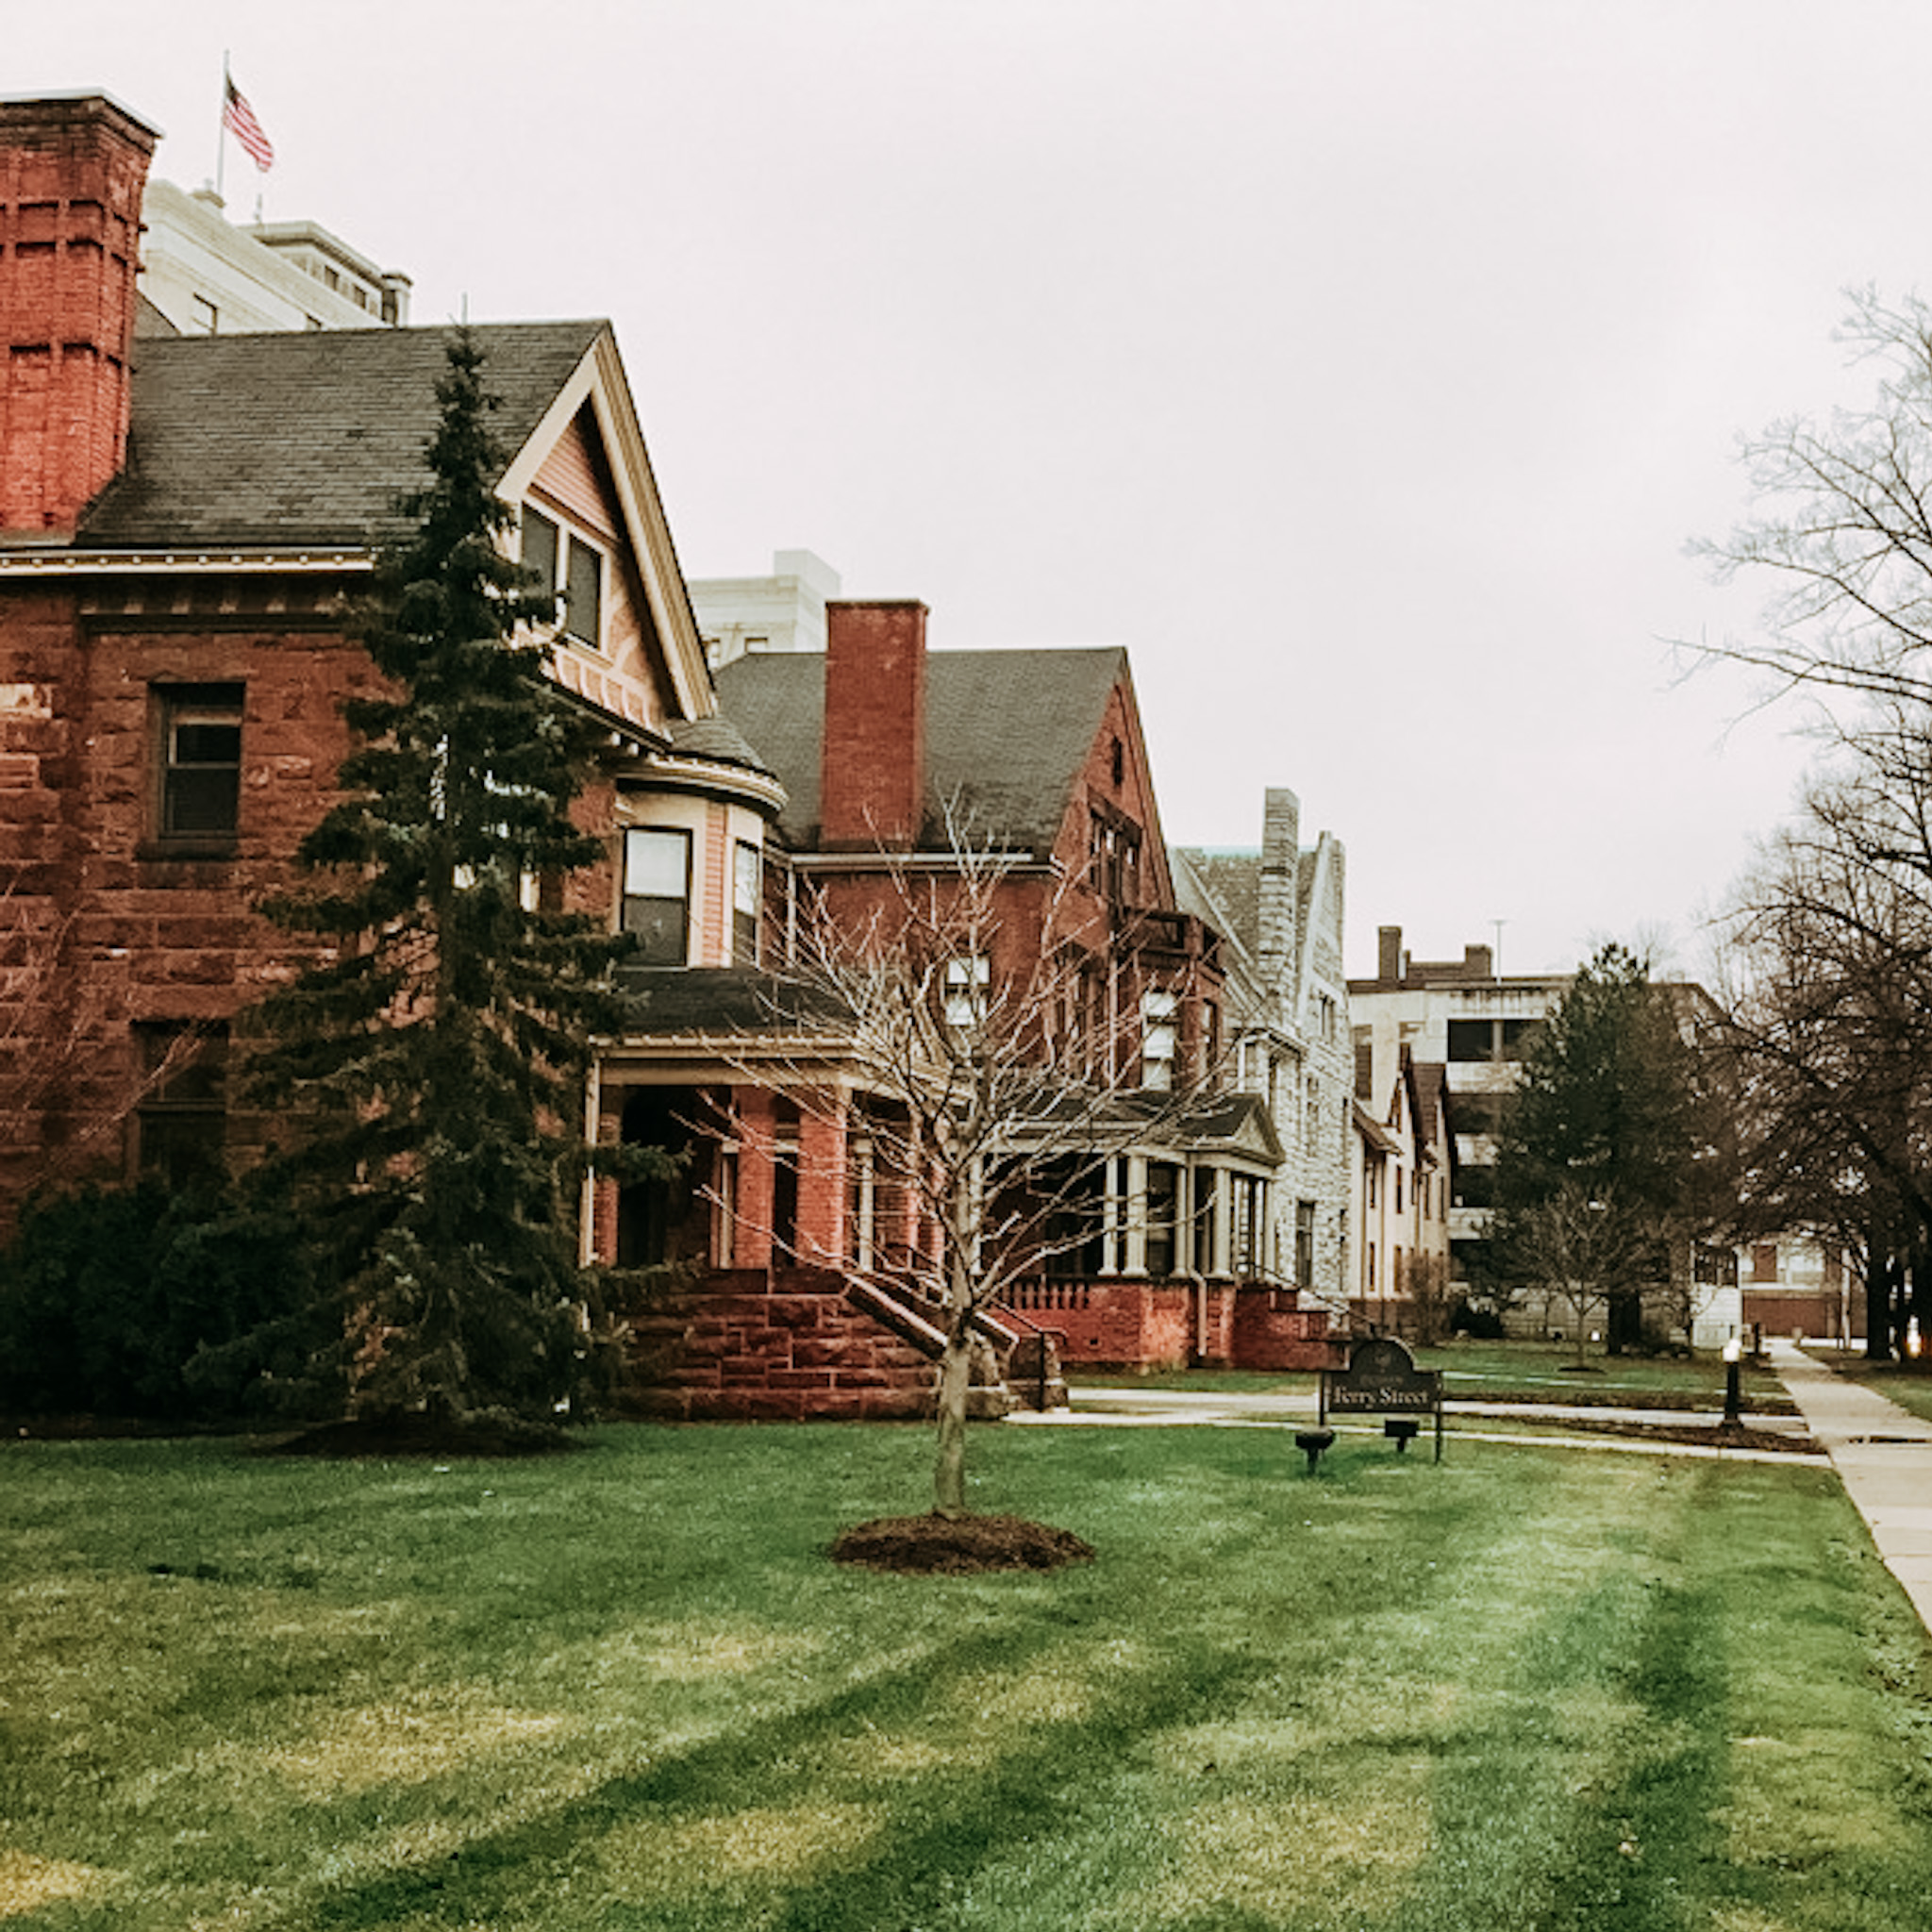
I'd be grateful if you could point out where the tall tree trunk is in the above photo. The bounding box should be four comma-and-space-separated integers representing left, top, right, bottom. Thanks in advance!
1864, 1245, 1892, 1362
934, 1324, 972, 1520
934, 1204, 976, 1520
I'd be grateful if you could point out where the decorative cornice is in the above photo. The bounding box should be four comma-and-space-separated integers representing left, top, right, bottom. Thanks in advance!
0, 547, 371, 576
618, 754, 787, 815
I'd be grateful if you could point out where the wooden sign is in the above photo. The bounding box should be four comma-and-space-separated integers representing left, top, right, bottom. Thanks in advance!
1319, 1337, 1444, 1460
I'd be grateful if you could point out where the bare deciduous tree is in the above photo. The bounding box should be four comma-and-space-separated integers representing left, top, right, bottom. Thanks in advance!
707, 812, 1222, 1518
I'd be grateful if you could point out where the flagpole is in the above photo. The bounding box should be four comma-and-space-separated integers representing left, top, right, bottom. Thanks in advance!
215, 50, 229, 203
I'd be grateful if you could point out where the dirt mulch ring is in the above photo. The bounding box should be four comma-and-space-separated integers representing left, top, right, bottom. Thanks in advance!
830, 1513, 1095, 1574
1507, 1415, 1824, 1456
1469, 1386, 1802, 1417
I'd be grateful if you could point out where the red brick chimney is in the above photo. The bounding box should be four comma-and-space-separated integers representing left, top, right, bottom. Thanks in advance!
0, 92, 159, 536
821, 600, 927, 850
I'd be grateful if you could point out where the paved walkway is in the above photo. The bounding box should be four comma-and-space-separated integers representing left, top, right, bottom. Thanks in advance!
1767, 1339, 1932, 1634
1008, 1382, 1815, 1463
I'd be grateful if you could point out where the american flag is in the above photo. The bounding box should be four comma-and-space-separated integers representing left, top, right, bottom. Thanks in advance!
223, 76, 275, 173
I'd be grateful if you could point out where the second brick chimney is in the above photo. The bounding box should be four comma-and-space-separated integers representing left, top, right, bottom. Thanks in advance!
821, 600, 927, 850
0, 92, 159, 536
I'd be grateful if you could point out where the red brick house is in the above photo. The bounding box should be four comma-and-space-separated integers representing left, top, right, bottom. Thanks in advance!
0, 91, 1337, 1419
0, 94, 893, 1414
693, 607, 1345, 1374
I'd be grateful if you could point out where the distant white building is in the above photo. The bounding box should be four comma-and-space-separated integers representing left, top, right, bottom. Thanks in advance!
139, 176, 410, 336
1349, 924, 1569, 1298
688, 549, 842, 668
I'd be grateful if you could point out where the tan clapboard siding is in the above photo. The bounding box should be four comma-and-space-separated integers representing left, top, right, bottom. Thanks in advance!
529, 405, 659, 703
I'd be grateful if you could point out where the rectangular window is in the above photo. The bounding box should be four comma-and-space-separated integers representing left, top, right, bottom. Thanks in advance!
158, 684, 243, 841
944, 954, 990, 1031
1295, 1199, 1315, 1288
521, 506, 560, 612
564, 535, 604, 648
1447, 1019, 1494, 1063
622, 826, 691, 966
733, 840, 760, 966
521, 505, 605, 651
1144, 1162, 1179, 1277
1499, 1019, 1539, 1060
1751, 1242, 1779, 1283
1141, 988, 1177, 1091
134, 1022, 228, 1188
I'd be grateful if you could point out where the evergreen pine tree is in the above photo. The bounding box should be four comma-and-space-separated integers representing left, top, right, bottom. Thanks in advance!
1488, 942, 1703, 1350
249, 330, 646, 1424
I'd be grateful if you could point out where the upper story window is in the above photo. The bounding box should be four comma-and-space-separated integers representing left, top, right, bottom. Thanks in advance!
157, 684, 243, 842
1089, 812, 1141, 904
1141, 988, 1177, 1091
623, 826, 691, 967
733, 841, 761, 966
522, 505, 606, 652
944, 954, 990, 1032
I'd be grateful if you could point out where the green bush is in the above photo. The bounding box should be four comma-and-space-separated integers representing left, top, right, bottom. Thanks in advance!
0, 1183, 334, 1421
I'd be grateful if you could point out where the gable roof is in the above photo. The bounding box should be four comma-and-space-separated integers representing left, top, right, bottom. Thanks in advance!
81, 321, 607, 548
714, 645, 1129, 855
1172, 848, 1260, 964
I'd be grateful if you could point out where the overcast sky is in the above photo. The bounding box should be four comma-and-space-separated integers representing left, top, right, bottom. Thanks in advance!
16, 2, 1924, 975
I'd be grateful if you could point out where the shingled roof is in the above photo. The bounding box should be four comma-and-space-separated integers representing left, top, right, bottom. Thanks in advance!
714, 646, 1128, 856
79, 320, 607, 548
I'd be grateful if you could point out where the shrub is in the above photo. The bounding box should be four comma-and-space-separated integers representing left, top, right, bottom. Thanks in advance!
0, 1183, 333, 1421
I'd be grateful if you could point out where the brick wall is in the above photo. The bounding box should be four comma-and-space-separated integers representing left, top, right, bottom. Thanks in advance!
0, 581, 367, 1211
0, 95, 157, 534
1007, 1281, 1226, 1371
1231, 1286, 1346, 1371
618, 1265, 936, 1420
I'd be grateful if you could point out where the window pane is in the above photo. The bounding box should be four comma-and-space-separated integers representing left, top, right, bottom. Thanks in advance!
159, 687, 242, 838
1446, 1019, 1493, 1063
625, 828, 689, 898
733, 841, 760, 965
623, 828, 690, 965
565, 537, 603, 645
522, 507, 559, 591
164, 767, 241, 835
624, 897, 688, 966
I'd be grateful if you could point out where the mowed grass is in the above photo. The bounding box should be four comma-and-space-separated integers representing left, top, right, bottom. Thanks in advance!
4, 1422, 1930, 1930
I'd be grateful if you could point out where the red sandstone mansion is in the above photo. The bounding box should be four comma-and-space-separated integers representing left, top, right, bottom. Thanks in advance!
0, 92, 1341, 1414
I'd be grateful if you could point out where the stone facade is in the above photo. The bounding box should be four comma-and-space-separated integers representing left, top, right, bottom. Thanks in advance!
1172, 791, 1355, 1312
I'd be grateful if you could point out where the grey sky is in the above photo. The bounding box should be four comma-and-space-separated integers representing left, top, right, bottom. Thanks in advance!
16, 1, 1918, 974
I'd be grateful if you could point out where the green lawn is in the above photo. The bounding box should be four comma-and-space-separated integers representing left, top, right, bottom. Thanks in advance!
4, 1422, 1928, 1930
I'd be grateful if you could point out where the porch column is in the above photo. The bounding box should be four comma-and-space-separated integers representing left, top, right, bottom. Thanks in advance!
1123, 1154, 1148, 1276
734, 1086, 777, 1271
590, 1080, 625, 1266
795, 1092, 848, 1266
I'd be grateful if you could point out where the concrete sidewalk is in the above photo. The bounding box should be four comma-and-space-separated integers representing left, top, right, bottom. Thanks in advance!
1768, 1339, 1932, 1634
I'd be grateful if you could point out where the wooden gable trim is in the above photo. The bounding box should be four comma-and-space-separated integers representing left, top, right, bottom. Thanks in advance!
496, 328, 711, 725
